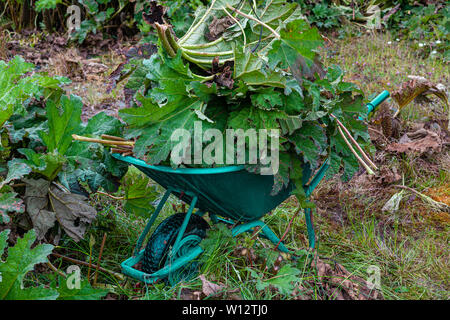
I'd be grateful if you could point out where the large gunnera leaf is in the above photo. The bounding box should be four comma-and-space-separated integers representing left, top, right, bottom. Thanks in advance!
0, 229, 58, 300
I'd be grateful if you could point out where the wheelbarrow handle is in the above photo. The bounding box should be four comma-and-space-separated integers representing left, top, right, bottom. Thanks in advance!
365, 90, 390, 116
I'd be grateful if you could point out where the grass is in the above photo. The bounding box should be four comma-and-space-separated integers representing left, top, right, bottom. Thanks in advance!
322, 32, 449, 121
33, 31, 450, 300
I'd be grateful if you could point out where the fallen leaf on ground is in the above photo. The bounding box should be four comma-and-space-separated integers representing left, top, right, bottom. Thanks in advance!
386, 128, 442, 154
199, 274, 225, 297
308, 255, 383, 300
48, 186, 97, 242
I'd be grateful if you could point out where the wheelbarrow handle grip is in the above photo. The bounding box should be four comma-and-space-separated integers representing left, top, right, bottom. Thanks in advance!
366, 90, 390, 116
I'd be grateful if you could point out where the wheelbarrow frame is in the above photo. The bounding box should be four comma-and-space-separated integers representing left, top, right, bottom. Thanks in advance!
117, 90, 391, 284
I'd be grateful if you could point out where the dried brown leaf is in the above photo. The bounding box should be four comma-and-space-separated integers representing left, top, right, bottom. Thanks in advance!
386, 128, 442, 154
199, 274, 225, 297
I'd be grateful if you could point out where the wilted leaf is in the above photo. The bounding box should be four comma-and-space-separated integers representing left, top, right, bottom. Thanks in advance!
386, 128, 442, 154
199, 274, 225, 297
23, 178, 56, 240
311, 255, 383, 300
48, 186, 96, 242
392, 76, 448, 127
382, 191, 405, 214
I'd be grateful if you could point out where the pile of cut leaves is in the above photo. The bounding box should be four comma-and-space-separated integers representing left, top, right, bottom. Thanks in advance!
113, 0, 372, 205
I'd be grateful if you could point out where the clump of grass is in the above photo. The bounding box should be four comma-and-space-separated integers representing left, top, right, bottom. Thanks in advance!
321, 32, 449, 123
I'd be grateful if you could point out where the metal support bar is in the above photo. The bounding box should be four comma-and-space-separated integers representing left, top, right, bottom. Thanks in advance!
232, 220, 290, 253
134, 188, 172, 256
304, 208, 315, 249
171, 195, 198, 254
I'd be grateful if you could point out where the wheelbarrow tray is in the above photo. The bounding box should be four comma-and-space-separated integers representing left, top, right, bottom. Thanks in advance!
112, 154, 312, 222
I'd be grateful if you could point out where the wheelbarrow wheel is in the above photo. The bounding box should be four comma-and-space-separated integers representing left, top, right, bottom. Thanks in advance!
142, 212, 209, 283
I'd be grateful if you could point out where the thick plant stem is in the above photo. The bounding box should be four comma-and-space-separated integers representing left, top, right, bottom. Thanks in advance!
179, 0, 218, 45
181, 37, 225, 50
337, 126, 375, 175
155, 23, 177, 57
72, 134, 135, 147
331, 114, 378, 171
182, 48, 233, 57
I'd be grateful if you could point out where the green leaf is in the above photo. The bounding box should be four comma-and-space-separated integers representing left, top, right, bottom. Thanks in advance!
122, 167, 158, 218
0, 57, 35, 127
35, 0, 63, 11
39, 95, 82, 156
268, 20, 323, 70
254, 264, 301, 296
82, 112, 123, 137
0, 192, 24, 224
18, 149, 65, 181
251, 89, 284, 110
56, 277, 108, 300
0, 158, 32, 188
0, 229, 58, 300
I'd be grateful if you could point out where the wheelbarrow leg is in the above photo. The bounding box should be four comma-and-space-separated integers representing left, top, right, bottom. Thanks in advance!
231, 220, 290, 254
171, 195, 198, 253
304, 207, 315, 249
133, 188, 172, 256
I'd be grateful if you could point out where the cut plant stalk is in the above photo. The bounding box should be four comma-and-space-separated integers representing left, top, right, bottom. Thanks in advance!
331, 114, 378, 171
72, 134, 135, 147
101, 134, 126, 142
337, 126, 375, 175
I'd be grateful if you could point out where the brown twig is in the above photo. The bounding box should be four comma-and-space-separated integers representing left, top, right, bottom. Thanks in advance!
274, 207, 302, 251
101, 134, 126, 142
47, 261, 66, 278
51, 252, 124, 280
94, 233, 107, 286
97, 191, 125, 201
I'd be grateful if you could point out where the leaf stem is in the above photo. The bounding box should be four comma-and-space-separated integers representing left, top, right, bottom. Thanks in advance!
222, 6, 247, 47
182, 48, 234, 57
226, 4, 280, 39
179, 0, 218, 45
181, 37, 225, 50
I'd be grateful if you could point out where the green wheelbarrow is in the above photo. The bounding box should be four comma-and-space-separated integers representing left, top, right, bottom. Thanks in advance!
114, 91, 390, 285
